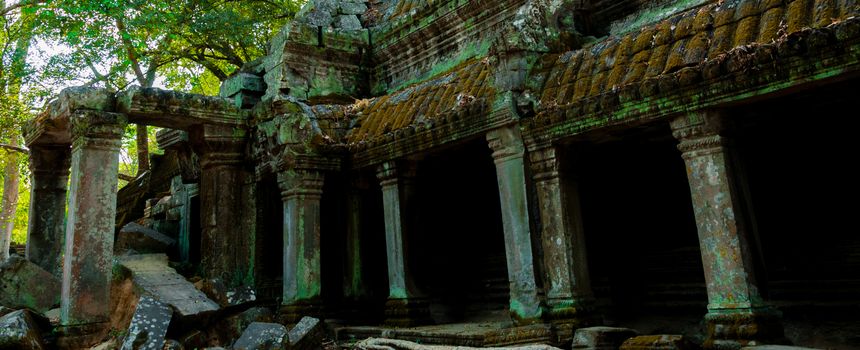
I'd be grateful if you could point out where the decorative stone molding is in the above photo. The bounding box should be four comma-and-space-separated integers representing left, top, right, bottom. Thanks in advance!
487, 125, 527, 164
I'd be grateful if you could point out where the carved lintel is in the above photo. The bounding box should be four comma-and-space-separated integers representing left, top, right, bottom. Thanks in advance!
487, 126, 526, 164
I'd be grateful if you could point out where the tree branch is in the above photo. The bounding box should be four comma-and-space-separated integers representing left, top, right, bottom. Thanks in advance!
118, 173, 136, 182
0, 143, 28, 154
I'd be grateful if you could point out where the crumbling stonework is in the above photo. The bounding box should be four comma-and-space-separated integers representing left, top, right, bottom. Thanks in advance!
14, 0, 860, 348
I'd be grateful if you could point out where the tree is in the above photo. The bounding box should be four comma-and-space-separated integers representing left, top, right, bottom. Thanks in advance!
0, 0, 39, 260
39, 0, 302, 176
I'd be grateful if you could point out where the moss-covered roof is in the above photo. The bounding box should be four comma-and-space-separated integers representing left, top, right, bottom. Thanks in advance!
345, 59, 495, 143
536, 0, 860, 111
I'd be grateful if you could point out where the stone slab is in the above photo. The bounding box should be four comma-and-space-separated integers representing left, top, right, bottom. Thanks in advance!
288, 316, 324, 350
0, 256, 60, 312
621, 335, 693, 350
118, 254, 219, 318
116, 222, 177, 254
336, 15, 362, 30
120, 296, 173, 350
233, 322, 289, 350
572, 327, 639, 350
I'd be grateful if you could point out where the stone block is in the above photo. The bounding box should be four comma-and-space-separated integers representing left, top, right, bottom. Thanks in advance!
339, 2, 367, 15
115, 222, 177, 254
118, 254, 219, 320
120, 296, 173, 350
288, 316, 324, 350
620, 335, 693, 350
0, 310, 47, 350
233, 322, 289, 350
336, 15, 362, 30
210, 307, 274, 346
196, 278, 257, 308
0, 256, 60, 312
572, 326, 639, 350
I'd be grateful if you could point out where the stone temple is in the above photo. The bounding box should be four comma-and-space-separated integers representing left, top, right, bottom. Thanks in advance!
10, 0, 860, 348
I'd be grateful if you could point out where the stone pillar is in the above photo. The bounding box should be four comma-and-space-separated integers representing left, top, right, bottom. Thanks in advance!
671, 111, 783, 349
376, 161, 431, 326
529, 145, 594, 331
277, 167, 325, 322
58, 111, 127, 346
26, 144, 71, 277
487, 126, 543, 324
193, 125, 254, 287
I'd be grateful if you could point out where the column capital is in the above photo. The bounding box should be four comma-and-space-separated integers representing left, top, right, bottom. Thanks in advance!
277, 168, 325, 200
70, 110, 128, 150
190, 124, 247, 169
487, 126, 526, 164
29, 144, 72, 182
376, 160, 417, 187
528, 145, 561, 182
670, 111, 728, 155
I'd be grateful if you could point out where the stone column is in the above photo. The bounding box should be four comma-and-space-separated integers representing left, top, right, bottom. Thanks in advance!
529, 145, 594, 330
26, 144, 71, 277
193, 125, 254, 287
376, 161, 431, 326
278, 167, 325, 322
671, 111, 782, 349
58, 111, 127, 345
487, 126, 543, 324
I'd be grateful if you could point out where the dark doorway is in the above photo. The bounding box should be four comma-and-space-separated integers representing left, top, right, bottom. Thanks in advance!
572, 125, 706, 334
410, 140, 510, 323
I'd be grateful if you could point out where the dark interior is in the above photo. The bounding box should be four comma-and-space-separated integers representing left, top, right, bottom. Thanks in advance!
571, 125, 706, 333
410, 140, 510, 323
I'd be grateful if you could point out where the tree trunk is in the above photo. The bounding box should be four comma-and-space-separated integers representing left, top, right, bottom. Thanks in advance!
136, 124, 149, 176
0, 139, 21, 260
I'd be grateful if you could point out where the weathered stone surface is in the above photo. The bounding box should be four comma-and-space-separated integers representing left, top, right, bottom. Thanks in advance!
115, 222, 177, 255
118, 254, 219, 319
336, 15, 362, 30
572, 327, 639, 350
0, 256, 60, 312
210, 307, 274, 346
163, 339, 184, 350
0, 305, 13, 317
233, 322, 289, 350
195, 278, 257, 308
288, 316, 324, 350
353, 338, 562, 349
620, 335, 693, 350
740, 346, 820, 350
120, 296, 173, 350
0, 310, 47, 350
339, 2, 367, 15
43, 308, 60, 325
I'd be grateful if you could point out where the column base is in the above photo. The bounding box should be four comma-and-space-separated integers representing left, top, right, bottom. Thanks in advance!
384, 298, 432, 327
278, 301, 324, 324
704, 307, 786, 350
545, 298, 597, 342
55, 322, 109, 349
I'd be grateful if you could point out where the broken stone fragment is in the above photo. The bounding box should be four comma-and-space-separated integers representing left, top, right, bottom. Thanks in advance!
118, 254, 219, 322
336, 15, 362, 30
572, 327, 639, 350
0, 256, 60, 313
195, 278, 257, 308
288, 316, 324, 350
353, 338, 563, 349
233, 322, 289, 350
209, 307, 274, 346
43, 308, 60, 325
339, 2, 367, 15
120, 296, 173, 350
0, 306, 13, 318
0, 310, 47, 350
620, 335, 693, 350
115, 222, 177, 254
